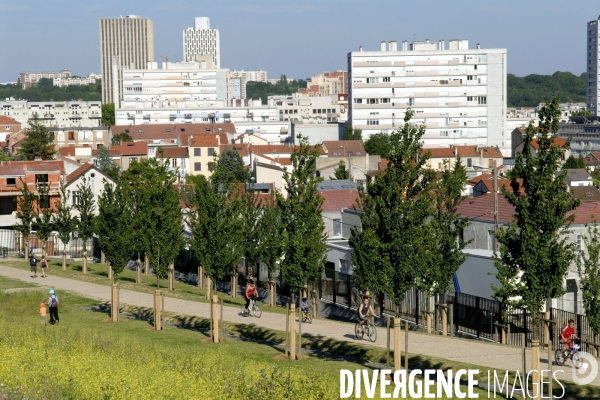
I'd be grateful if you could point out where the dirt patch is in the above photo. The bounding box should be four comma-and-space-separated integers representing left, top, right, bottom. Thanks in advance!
273, 353, 309, 361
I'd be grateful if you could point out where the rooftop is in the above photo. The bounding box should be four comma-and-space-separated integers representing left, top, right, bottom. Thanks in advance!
317, 180, 358, 191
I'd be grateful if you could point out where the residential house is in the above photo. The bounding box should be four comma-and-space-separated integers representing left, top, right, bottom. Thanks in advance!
188, 134, 221, 178
570, 186, 600, 202
513, 135, 570, 161
564, 169, 593, 189
583, 152, 600, 171
453, 145, 504, 178
58, 146, 95, 165
107, 142, 148, 171
317, 140, 379, 187
156, 147, 190, 178
51, 127, 109, 151
64, 163, 116, 217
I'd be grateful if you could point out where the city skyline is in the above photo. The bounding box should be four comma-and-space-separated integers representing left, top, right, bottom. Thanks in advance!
0, 0, 596, 83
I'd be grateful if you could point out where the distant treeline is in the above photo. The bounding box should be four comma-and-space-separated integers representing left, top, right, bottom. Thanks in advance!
507, 71, 586, 107
0, 78, 101, 102
246, 76, 307, 104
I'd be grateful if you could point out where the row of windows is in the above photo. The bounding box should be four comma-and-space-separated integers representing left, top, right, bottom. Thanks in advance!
194, 162, 215, 171
312, 109, 337, 114
192, 147, 215, 157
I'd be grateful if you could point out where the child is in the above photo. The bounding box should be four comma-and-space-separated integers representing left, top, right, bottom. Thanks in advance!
561, 319, 580, 356
40, 255, 48, 278
38, 301, 47, 326
301, 297, 312, 315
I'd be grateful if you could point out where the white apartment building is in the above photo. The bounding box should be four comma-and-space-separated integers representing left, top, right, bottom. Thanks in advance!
183, 17, 220, 68
588, 17, 600, 115
230, 77, 247, 100
348, 39, 507, 151
0, 100, 102, 129
99, 15, 155, 104
19, 70, 71, 89
300, 70, 347, 97
53, 73, 101, 87
230, 70, 267, 83
268, 94, 347, 124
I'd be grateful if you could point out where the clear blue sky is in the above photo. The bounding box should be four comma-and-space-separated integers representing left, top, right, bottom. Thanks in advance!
0, 0, 596, 82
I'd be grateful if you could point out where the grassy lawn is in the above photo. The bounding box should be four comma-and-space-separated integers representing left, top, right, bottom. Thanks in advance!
0, 275, 36, 291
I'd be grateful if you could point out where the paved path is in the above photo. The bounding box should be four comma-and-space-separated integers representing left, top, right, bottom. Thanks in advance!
0, 264, 598, 388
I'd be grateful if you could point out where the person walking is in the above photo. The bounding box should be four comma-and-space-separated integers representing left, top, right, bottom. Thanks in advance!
40, 255, 48, 278
47, 289, 59, 325
29, 255, 38, 278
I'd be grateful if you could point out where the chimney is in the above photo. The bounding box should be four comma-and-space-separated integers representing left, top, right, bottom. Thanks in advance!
441, 40, 445, 50
402, 40, 408, 51
381, 41, 387, 51
476, 43, 481, 49
426, 38, 430, 44
359, 45, 363, 52
389, 40, 397, 51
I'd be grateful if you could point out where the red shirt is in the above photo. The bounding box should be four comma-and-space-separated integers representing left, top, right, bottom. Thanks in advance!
561, 326, 576, 341
246, 286, 255, 297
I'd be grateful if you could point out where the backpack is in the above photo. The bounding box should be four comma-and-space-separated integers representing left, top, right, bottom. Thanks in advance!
50, 296, 58, 308
29, 258, 37, 267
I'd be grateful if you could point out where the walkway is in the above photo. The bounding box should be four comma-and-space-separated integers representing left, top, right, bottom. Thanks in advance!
0, 264, 597, 387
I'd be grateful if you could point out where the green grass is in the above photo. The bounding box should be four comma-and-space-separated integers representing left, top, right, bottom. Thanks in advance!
0, 275, 36, 291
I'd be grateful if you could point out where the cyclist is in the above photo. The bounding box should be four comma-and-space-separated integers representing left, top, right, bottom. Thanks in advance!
560, 319, 580, 357
357, 297, 375, 334
301, 297, 312, 317
244, 278, 257, 315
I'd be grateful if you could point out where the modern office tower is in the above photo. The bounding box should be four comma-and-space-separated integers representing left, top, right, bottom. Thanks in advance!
348, 39, 507, 151
588, 17, 600, 115
183, 17, 220, 68
99, 15, 155, 105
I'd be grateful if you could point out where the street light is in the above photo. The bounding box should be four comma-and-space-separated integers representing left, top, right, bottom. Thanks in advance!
475, 159, 499, 252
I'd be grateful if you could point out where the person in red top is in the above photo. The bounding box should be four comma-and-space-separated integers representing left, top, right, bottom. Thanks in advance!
560, 319, 580, 355
244, 279, 257, 315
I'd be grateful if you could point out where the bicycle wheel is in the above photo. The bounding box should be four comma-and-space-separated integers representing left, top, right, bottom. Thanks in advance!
555, 349, 566, 366
367, 324, 377, 342
252, 303, 262, 318
355, 322, 364, 340
241, 304, 249, 317
305, 312, 312, 324
572, 352, 583, 369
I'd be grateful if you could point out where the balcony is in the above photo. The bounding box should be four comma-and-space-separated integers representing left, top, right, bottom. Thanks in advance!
42, 113, 55, 119
70, 113, 82, 119
143, 114, 150, 120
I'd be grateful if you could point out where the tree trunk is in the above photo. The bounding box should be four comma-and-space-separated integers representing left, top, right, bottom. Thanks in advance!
62, 249, 67, 271
82, 250, 88, 274
25, 240, 29, 259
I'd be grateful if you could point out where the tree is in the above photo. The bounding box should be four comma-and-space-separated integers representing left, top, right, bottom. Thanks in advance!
342, 126, 362, 141
14, 178, 37, 258
111, 132, 133, 146
212, 148, 250, 184
53, 182, 76, 270
124, 158, 184, 287
97, 146, 119, 179
493, 98, 581, 315
97, 178, 134, 281
19, 114, 55, 160
101, 103, 115, 126
577, 222, 600, 334
349, 110, 438, 310
75, 176, 96, 255
563, 154, 586, 169
32, 182, 54, 257
572, 109, 593, 117
364, 133, 392, 158
428, 156, 471, 295
187, 174, 244, 290
276, 136, 327, 299
331, 161, 349, 180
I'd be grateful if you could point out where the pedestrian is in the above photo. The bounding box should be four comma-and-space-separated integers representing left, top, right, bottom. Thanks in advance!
47, 289, 59, 325
40, 255, 48, 278
38, 301, 47, 326
29, 255, 38, 278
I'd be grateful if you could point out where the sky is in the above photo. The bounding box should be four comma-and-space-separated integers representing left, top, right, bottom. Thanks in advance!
0, 0, 598, 83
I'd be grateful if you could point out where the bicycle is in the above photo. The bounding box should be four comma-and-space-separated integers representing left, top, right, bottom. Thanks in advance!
301, 307, 312, 324
355, 315, 377, 342
555, 340, 583, 369
241, 298, 262, 318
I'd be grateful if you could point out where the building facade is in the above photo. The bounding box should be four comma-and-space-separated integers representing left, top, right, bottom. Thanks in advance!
230, 70, 267, 83
588, 17, 600, 115
299, 70, 347, 97
230, 77, 247, 100
183, 17, 220, 68
19, 70, 71, 89
348, 39, 507, 151
99, 15, 155, 104
53, 73, 101, 87
0, 100, 102, 129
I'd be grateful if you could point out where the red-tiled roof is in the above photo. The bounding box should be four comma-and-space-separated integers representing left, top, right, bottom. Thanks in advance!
250, 145, 296, 155
111, 123, 236, 141
0, 165, 25, 177
422, 147, 455, 158
59, 146, 92, 158
319, 190, 360, 212
66, 162, 94, 184
0, 116, 20, 125
322, 140, 365, 157
111, 141, 147, 156
220, 143, 249, 156
468, 174, 523, 193
24, 161, 64, 173
189, 134, 219, 147
530, 137, 567, 150
157, 147, 188, 158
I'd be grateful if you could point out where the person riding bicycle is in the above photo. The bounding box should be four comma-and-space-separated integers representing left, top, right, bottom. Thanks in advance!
561, 319, 580, 356
357, 297, 375, 334
244, 278, 257, 315
301, 297, 312, 316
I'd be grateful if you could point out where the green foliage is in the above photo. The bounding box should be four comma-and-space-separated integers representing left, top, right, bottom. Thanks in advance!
96, 146, 119, 179
19, 114, 55, 160
13, 178, 37, 245
563, 154, 586, 170
111, 132, 133, 146
493, 98, 581, 314
187, 174, 244, 286
123, 158, 184, 287
331, 161, 349, 180
507, 72, 585, 107
53, 182, 76, 254
101, 103, 115, 126
342, 126, 362, 141
364, 132, 392, 158
0, 81, 101, 101
349, 110, 437, 308
577, 223, 600, 334
97, 178, 133, 280
572, 109, 593, 117
32, 182, 54, 247
212, 148, 251, 184
429, 156, 471, 294
276, 135, 327, 295
246, 79, 307, 105
75, 176, 96, 253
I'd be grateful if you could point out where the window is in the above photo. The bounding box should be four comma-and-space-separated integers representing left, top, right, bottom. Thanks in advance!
6, 178, 15, 186
39, 194, 50, 209
194, 162, 201, 171
72, 190, 79, 206
333, 219, 342, 236
408, 98, 415, 106
4, 126, 9, 130
467, 96, 475, 102
488, 159, 494, 168
313, 109, 317, 114
467, 75, 474, 80
381, 98, 390, 103
172, 159, 177, 168
440, 131, 449, 137
382, 77, 390, 82
367, 99, 379, 104
440, 80, 449, 85
366, 77, 379, 84
35, 174, 48, 184
467, 158, 472, 167
68, 131, 75, 141
478, 96, 487, 105
367, 119, 379, 126
353, 98, 363, 104
340, 259, 348, 273
194, 148, 201, 156
208, 148, 215, 156
208, 162, 215, 171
